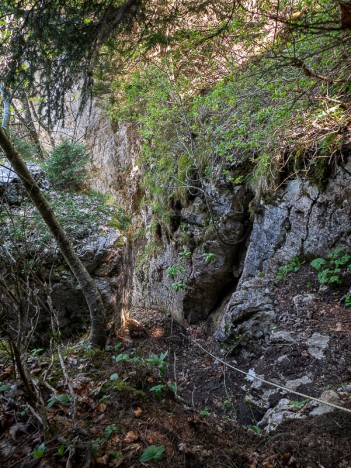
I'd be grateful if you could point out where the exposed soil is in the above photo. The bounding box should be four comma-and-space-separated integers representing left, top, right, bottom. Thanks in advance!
1, 264, 351, 467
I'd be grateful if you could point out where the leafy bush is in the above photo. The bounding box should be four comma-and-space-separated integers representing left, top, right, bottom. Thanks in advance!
310, 249, 351, 286
45, 139, 90, 190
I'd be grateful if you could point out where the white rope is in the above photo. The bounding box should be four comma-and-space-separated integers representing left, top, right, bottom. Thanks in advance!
192, 339, 351, 415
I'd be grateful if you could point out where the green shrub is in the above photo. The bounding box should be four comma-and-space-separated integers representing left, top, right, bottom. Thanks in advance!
45, 139, 90, 190
310, 249, 351, 286
12, 134, 39, 161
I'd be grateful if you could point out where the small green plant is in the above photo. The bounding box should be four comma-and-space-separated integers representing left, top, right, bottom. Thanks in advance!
109, 451, 124, 462
91, 439, 100, 457
344, 295, 351, 308
113, 353, 141, 364
166, 263, 185, 278
44, 138, 90, 190
149, 383, 176, 398
199, 407, 210, 416
99, 395, 111, 403
104, 424, 120, 441
277, 256, 305, 281
221, 400, 235, 413
310, 258, 327, 271
33, 443, 46, 459
140, 445, 165, 463
54, 445, 67, 457
114, 341, 123, 350
288, 399, 309, 409
247, 425, 261, 435
179, 250, 192, 260
47, 393, 71, 409
31, 348, 45, 357
146, 352, 169, 376
171, 280, 185, 292
0, 384, 11, 392
11, 133, 39, 161
202, 252, 216, 264
328, 249, 351, 267
317, 268, 342, 285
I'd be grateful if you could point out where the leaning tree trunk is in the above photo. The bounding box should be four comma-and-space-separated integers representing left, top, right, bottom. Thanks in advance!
0, 127, 106, 348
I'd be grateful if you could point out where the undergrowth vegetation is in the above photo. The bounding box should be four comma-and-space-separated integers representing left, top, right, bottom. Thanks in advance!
106, 1, 351, 236
277, 248, 351, 304
0, 191, 130, 248
44, 139, 90, 191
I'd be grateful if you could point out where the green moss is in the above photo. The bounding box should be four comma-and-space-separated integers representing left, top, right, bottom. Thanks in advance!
112, 381, 146, 399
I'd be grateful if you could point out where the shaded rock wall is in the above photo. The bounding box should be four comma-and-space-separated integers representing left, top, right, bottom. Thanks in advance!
216, 159, 351, 350
241, 161, 351, 282
64, 229, 131, 334
132, 181, 253, 324
0, 227, 131, 343
0, 163, 131, 342
44, 97, 351, 340
36, 95, 141, 213
47, 98, 255, 325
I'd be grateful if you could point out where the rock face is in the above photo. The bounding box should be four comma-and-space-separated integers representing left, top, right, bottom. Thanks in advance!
212, 160, 351, 432
41, 97, 351, 340
0, 166, 131, 343
132, 181, 253, 323
39, 95, 141, 213
49, 230, 131, 337
0, 161, 49, 204
216, 160, 351, 350
214, 277, 275, 354
41, 97, 256, 325
241, 160, 351, 282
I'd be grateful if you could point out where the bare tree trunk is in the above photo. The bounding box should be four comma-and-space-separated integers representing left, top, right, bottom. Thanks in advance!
0, 127, 106, 348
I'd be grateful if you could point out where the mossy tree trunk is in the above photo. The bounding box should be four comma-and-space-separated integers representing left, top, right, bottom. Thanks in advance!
0, 127, 107, 348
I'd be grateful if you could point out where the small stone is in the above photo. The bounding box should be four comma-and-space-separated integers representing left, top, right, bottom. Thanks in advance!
306, 333, 330, 359
309, 390, 340, 416
271, 331, 294, 343
285, 375, 312, 390
293, 294, 317, 318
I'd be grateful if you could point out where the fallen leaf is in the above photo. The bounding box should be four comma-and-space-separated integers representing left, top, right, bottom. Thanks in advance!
133, 406, 143, 417
95, 454, 110, 465
124, 442, 142, 453
124, 431, 139, 443
97, 403, 107, 412
263, 460, 275, 468
0, 366, 14, 379
31, 366, 42, 376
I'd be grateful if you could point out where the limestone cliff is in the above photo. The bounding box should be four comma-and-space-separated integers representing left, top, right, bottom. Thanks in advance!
44, 100, 351, 344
